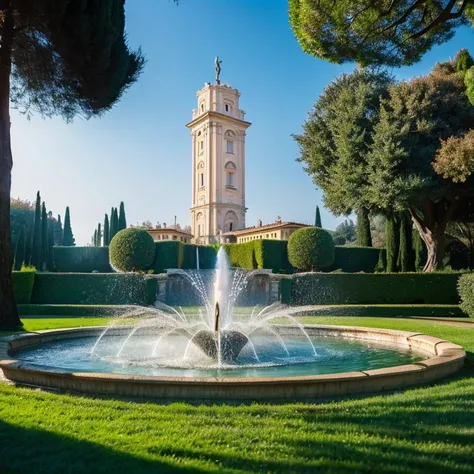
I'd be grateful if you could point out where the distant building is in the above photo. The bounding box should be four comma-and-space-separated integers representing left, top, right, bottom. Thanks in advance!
224, 220, 309, 244
147, 227, 193, 243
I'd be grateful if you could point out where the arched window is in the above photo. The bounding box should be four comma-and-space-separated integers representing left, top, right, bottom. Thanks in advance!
225, 130, 236, 154
225, 161, 236, 188
197, 161, 205, 169
224, 210, 238, 233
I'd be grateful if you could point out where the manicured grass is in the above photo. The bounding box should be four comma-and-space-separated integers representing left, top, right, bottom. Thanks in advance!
0, 317, 473, 473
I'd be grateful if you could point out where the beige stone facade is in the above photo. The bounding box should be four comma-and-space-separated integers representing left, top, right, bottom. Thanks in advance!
187, 83, 251, 245
225, 221, 310, 244
147, 228, 193, 243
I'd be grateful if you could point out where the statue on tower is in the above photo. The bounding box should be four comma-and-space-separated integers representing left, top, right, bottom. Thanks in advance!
214, 56, 222, 85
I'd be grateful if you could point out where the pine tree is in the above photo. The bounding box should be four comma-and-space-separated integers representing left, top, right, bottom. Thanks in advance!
13, 227, 26, 271
118, 202, 127, 231
398, 212, 415, 272
97, 223, 102, 247
41, 202, 48, 271
62, 207, 75, 247
357, 208, 372, 247
47, 214, 55, 271
386, 215, 400, 273
103, 214, 110, 246
315, 205, 322, 228
55, 215, 63, 245
31, 192, 42, 269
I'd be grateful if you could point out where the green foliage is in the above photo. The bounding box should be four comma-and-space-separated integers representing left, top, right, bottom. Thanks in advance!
356, 209, 372, 247
31, 191, 42, 268
289, 273, 464, 305
31, 273, 150, 305
47, 216, 55, 271
300, 305, 464, 318
17, 305, 130, 317
455, 49, 474, 74
54, 214, 63, 246
97, 223, 102, 247
222, 242, 257, 270
62, 207, 75, 247
413, 230, 427, 270
54, 247, 111, 273
386, 216, 400, 273
288, 227, 335, 271
103, 214, 110, 246
333, 219, 356, 244
315, 205, 322, 227
153, 241, 184, 274
109, 228, 156, 272
13, 227, 26, 271
466, 66, 474, 106
375, 248, 387, 273
254, 240, 294, 273
294, 69, 393, 216
12, 270, 35, 304
333, 246, 383, 274
398, 213, 414, 272
110, 208, 119, 241
289, 0, 468, 67
458, 273, 474, 318
118, 202, 127, 231
41, 202, 48, 271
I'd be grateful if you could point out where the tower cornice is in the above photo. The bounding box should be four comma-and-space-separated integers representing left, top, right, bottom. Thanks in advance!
186, 111, 251, 130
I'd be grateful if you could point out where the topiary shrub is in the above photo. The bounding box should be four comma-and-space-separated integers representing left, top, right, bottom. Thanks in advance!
287, 227, 335, 271
109, 228, 156, 272
458, 273, 474, 318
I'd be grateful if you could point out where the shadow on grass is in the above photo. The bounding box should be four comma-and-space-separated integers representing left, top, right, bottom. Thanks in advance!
0, 420, 201, 474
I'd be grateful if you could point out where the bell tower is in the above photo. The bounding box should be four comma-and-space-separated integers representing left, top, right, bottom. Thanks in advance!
187, 68, 251, 244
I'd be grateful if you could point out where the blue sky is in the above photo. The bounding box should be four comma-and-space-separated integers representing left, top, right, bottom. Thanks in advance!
10, 0, 474, 245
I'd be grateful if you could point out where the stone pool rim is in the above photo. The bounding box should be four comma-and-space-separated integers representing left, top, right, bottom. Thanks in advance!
0, 325, 466, 400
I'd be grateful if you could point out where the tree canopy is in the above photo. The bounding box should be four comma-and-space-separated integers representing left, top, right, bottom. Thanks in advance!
295, 54, 474, 270
289, 0, 474, 67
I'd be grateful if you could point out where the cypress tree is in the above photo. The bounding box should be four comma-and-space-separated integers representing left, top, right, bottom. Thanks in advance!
47, 215, 55, 271
103, 214, 110, 246
118, 202, 127, 231
13, 227, 26, 271
55, 214, 63, 245
315, 205, 322, 228
41, 202, 48, 271
398, 212, 415, 272
24, 226, 33, 269
375, 248, 386, 273
93, 230, 98, 247
31, 191, 42, 269
63, 207, 75, 247
110, 208, 119, 241
413, 230, 427, 271
97, 223, 102, 247
357, 208, 372, 247
386, 215, 400, 272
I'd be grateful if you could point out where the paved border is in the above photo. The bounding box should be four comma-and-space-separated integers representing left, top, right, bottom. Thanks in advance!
0, 325, 466, 400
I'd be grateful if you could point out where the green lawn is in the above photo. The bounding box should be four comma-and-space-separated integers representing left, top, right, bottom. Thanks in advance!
0, 316, 473, 473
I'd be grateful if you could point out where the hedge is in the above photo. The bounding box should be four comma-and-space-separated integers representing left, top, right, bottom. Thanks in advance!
254, 240, 293, 273
332, 246, 383, 273
12, 270, 36, 304
17, 304, 133, 317
153, 241, 184, 274
30, 273, 156, 305
458, 273, 474, 318
54, 247, 112, 273
288, 227, 335, 271
109, 228, 156, 272
292, 304, 465, 318
285, 273, 464, 305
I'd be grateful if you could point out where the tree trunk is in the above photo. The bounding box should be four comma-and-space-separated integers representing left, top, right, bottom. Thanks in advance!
409, 198, 457, 273
0, 3, 21, 329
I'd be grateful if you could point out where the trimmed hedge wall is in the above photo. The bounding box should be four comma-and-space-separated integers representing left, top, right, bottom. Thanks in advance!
31, 273, 155, 305
12, 271, 36, 304
153, 242, 184, 274
292, 304, 465, 318
254, 240, 293, 273
54, 247, 112, 273
286, 273, 464, 305
458, 273, 474, 318
333, 246, 383, 273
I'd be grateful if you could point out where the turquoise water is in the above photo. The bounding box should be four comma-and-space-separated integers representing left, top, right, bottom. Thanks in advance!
15, 334, 425, 378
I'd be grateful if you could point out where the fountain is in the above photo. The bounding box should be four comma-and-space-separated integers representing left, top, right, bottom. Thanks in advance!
0, 246, 466, 400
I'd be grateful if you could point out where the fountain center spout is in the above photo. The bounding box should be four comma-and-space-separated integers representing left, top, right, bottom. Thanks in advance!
214, 302, 220, 333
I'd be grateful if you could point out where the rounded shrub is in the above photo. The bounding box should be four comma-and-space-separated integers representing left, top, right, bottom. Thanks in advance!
287, 227, 335, 272
109, 228, 156, 272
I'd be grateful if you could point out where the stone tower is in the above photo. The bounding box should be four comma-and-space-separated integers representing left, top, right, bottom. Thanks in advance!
187, 82, 251, 244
